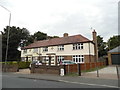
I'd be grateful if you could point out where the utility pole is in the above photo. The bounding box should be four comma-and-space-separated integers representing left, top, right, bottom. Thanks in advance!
0, 5, 11, 72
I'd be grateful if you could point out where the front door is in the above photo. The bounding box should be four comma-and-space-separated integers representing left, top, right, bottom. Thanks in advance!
48, 56, 51, 65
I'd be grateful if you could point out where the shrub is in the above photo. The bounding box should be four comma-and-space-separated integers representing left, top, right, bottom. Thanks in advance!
18, 61, 31, 69
1, 61, 17, 65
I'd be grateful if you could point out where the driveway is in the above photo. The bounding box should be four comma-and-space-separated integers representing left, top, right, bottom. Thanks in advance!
81, 66, 119, 79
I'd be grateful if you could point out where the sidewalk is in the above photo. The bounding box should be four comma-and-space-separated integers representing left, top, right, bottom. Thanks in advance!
15, 66, 119, 80
11, 66, 119, 88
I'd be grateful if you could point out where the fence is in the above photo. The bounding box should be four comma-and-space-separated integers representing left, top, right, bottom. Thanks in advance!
31, 61, 106, 75
64, 61, 106, 74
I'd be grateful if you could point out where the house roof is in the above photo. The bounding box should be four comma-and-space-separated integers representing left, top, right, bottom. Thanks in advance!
108, 46, 120, 53
22, 34, 93, 49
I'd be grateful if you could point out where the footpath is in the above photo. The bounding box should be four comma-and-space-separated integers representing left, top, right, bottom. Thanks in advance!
11, 66, 120, 88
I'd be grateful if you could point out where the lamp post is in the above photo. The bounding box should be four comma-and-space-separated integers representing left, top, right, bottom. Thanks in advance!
0, 5, 11, 71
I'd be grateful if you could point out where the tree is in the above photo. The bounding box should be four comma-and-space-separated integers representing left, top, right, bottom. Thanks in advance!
107, 35, 120, 50
33, 31, 47, 41
2, 26, 30, 61
97, 35, 107, 57
47, 36, 59, 39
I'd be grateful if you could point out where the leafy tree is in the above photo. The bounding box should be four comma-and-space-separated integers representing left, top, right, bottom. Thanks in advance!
47, 36, 59, 39
28, 31, 59, 43
2, 26, 30, 61
33, 31, 47, 41
97, 35, 107, 57
107, 35, 120, 50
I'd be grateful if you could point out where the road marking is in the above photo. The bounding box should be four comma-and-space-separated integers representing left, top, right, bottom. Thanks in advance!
58, 80, 119, 88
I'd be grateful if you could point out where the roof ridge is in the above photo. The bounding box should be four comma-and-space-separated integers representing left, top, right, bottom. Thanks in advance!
22, 34, 92, 49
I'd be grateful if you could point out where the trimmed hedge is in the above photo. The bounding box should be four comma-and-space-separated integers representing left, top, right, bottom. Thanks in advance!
0, 61, 18, 65
18, 61, 31, 69
1, 61, 31, 69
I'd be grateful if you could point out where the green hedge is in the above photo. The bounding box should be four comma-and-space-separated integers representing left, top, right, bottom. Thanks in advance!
1, 61, 31, 69
18, 61, 31, 69
0, 61, 18, 65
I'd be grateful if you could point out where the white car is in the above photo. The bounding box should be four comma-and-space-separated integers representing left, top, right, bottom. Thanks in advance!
61, 60, 76, 65
29, 60, 42, 69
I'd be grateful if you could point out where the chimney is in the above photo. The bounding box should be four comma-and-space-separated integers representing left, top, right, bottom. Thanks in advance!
92, 30, 98, 61
63, 33, 68, 37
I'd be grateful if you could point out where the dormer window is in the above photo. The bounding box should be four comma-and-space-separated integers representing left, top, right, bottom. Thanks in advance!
73, 43, 83, 50
58, 45, 64, 51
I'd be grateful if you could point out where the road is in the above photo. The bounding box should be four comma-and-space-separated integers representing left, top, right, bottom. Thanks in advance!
2, 73, 119, 88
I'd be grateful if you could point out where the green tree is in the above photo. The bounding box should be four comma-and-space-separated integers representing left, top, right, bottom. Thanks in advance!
47, 36, 59, 39
2, 26, 30, 61
33, 31, 47, 41
107, 35, 120, 50
97, 35, 107, 57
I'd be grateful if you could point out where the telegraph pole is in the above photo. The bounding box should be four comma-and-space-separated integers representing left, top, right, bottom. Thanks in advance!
0, 5, 11, 71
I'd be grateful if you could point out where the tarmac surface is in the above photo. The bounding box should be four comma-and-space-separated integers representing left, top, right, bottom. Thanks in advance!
2, 66, 120, 88
15, 65, 119, 80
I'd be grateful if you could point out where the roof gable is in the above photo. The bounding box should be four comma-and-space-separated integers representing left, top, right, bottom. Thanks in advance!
108, 46, 120, 53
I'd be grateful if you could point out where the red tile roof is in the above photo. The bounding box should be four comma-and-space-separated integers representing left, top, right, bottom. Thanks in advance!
22, 34, 93, 49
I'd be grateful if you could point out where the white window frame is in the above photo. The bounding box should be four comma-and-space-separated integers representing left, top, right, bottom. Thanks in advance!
73, 43, 83, 50
72, 55, 84, 63
43, 47, 48, 52
57, 56, 64, 63
43, 56, 49, 61
57, 45, 64, 51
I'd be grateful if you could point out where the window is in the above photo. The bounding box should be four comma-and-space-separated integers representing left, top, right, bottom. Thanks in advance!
58, 45, 64, 51
43, 56, 49, 61
57, 56, 64, 63
23, 49, 27, 53
43, 47, 48, 52
73, 43, 83, 50
33, 48, 38, 53
72, 55, 84, 63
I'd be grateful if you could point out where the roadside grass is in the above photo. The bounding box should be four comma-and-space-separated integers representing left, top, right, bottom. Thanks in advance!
65, 66, 107, 76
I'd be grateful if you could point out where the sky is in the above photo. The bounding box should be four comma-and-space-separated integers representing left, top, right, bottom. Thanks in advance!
0, 0, 119, 42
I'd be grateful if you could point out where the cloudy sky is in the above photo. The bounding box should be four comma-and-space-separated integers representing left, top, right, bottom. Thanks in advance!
0, 0, 119, 42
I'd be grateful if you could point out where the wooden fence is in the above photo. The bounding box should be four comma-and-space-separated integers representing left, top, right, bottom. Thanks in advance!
65, 61, 106, 74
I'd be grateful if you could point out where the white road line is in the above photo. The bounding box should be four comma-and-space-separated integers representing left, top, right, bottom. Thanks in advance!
58, 80, 119, 88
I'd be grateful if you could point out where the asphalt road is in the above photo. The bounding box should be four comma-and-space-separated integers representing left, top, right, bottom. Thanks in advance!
2, 73, 119, 88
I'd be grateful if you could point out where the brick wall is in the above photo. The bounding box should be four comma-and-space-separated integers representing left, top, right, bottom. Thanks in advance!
64, 56, 72, 60
84, 55, 95, 63
31, 64, 63, 75
2, 64, 19, 72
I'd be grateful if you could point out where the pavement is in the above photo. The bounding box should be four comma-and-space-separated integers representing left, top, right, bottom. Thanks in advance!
3, 66, 120, 88
15, 65, 119, 80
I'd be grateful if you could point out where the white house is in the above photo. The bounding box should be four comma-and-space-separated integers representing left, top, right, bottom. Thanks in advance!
21, 30, 98, 66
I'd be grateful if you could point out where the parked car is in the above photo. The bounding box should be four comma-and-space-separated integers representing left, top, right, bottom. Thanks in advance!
61, 60, 76, 65
29, 60, 42, 69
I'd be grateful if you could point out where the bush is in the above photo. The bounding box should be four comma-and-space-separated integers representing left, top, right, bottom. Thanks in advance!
1, 61, 31, 69
0, 61, 18, 65
18, 61, 31, 69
